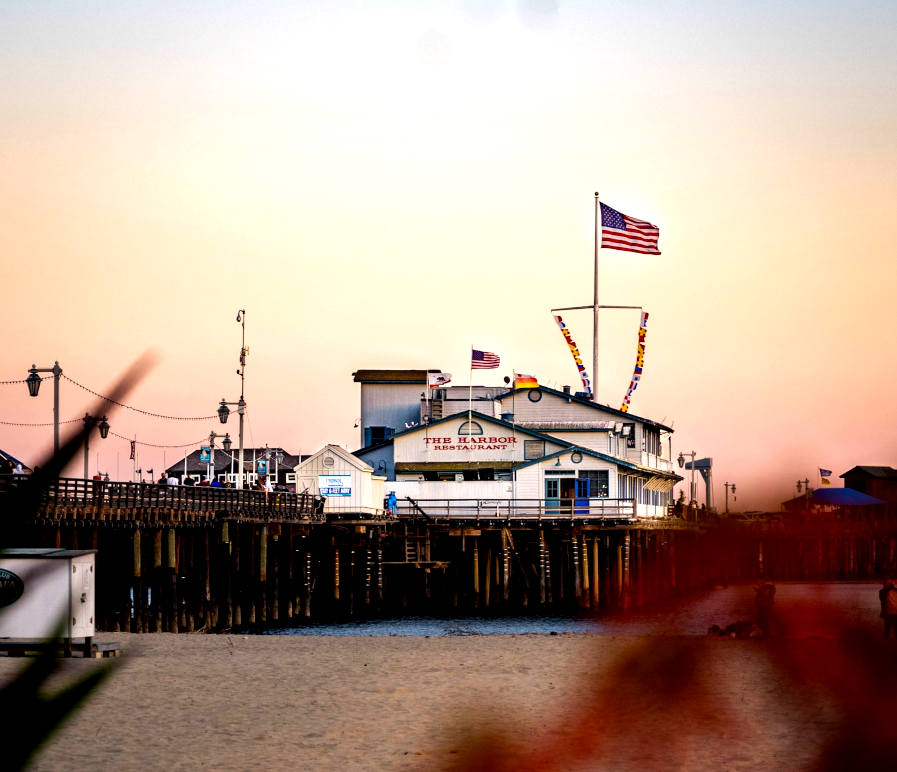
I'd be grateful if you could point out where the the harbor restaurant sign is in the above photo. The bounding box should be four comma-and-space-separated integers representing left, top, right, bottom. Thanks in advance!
394, 415, 567, 464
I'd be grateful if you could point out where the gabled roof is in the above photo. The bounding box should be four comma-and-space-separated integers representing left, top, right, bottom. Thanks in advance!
352, 438, 394, 457
840, 466, 897, 479
164, 448, 303, 475
295, 444, 374, 473
496, 385, 673, 432
387, 409, 574, 447
513, 445, 681, 480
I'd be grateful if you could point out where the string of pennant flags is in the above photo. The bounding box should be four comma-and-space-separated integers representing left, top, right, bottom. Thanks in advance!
620, 311, 648, 413
552, 315, 593, 400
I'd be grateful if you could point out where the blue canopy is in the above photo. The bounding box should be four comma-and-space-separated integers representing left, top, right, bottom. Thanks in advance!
812, 487, 886, 507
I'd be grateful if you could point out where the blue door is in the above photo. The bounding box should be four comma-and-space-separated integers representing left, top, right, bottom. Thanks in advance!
574, 477, 590, 515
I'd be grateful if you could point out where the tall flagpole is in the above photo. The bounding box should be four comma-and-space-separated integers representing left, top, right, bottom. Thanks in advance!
593, 192, 600, 401
468, 345, 473, 429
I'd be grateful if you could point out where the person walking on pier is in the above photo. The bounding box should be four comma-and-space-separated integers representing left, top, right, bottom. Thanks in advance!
879, 579, 897, 639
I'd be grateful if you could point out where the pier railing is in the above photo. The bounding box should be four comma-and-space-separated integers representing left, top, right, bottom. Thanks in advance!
396, 497, 637, 522
0, 475, 325, 522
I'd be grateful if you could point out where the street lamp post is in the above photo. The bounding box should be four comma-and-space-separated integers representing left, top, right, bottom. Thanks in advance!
796, 478, 811, 513
81, 413, 110, 479
724, 482, 736, 514
217, 309, 247, 489
222, 432, 233, 481
26, 362, 63, 454
677, 450, 697, 504
218, 398, 245, 488
206, 431, 226, 481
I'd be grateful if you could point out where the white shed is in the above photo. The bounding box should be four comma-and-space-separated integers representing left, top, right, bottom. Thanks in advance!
294, 444, 387, 516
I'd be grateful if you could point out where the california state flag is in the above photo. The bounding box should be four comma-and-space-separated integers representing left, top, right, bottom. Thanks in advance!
428, 372, 451, 387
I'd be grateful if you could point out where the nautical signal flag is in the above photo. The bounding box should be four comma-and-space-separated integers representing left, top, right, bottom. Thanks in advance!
820, 477, 831, 486
514, 373, 538, 389
471, 350, 500, 369
819, 467, 833, 477
600, 202, 660, 255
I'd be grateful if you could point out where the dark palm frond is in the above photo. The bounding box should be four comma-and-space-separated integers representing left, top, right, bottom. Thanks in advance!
1, 352, 155, 770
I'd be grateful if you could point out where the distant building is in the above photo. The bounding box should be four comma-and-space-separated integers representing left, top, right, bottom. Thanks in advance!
841, 466, 897, 504
352, 369, 681, 518
164, 447, 307, 488
782, 486, 887, 515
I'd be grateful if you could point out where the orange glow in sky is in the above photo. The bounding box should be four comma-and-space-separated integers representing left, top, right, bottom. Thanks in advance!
2, 1, 896, 510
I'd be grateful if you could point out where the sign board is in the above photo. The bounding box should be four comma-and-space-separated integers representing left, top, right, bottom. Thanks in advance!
199, 446, 211, 463
318, 474, 352, 497
257, 459, 268, 474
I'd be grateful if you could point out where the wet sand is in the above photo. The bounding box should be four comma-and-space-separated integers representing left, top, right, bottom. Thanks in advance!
4, 583, 894, 771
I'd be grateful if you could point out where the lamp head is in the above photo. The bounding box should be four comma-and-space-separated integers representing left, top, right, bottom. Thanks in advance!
26, 367, 41, 397
222, 433, 232, 452
218, 400, 230, 424
98, 415, 110, 439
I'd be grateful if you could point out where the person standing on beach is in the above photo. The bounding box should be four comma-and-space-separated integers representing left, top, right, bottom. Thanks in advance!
880, 580, 897, 638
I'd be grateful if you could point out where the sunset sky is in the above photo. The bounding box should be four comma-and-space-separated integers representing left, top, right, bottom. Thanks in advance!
2, 1, 895, 510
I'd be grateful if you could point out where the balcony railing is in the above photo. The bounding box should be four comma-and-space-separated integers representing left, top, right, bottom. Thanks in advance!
0, 475, 325, 523
395, 497, 636, 522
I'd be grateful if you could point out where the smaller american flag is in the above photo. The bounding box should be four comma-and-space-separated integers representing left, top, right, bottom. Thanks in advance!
471, 349, 500, 369
601, 202, 660, 255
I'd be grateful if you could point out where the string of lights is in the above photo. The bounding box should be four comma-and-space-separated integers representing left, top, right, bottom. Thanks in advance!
2, 372, 219, 421
61, 374, 218, 420
1, 415, 209, 449
108, 431, 209, 449
0, 417, 83, 427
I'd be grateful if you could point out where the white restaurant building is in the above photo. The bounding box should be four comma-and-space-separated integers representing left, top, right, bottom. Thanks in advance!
352, 370, 681, 519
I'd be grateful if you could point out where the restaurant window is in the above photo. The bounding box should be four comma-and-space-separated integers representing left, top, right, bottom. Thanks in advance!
579, 470, 609, 498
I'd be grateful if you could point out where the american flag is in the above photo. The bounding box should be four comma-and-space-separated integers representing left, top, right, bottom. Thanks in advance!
601, 202, 661, 255
471, 349, 500, 369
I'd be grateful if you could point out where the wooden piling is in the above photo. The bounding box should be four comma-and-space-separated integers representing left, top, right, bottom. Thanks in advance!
580, 534, 590, 608
167, 528, 178, 633
590, 537, 599, 608
132, 530, 143, 633
259, 525, 268, 624
333, 546, 341, 601
153, 530, 163, 632
472, 537, 480, 609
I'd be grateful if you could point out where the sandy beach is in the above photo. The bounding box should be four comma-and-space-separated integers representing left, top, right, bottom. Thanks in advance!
5, 583, 897, 771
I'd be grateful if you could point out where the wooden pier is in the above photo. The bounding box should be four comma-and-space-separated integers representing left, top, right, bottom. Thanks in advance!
3, 476, 897, 632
